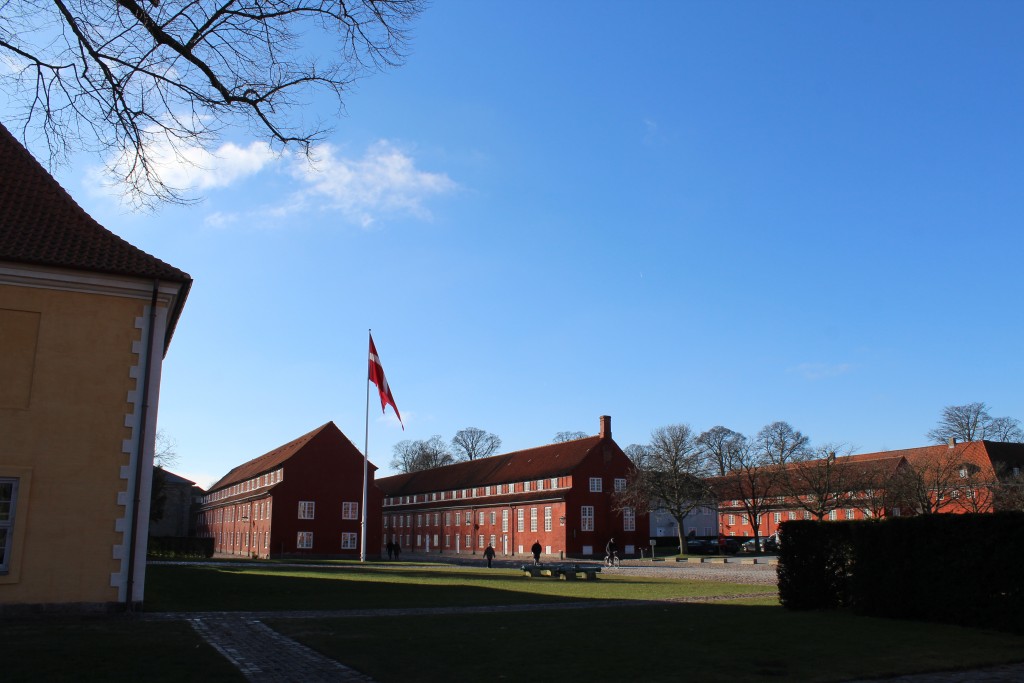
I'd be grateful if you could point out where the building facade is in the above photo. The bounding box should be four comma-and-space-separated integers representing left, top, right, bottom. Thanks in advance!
0, 124, 191, 611
195, 422, 383, 559
376, 416, 647, 560
712, 440, 1024, 539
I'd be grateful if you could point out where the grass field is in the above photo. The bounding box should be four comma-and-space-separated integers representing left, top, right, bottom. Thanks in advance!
2, 561, 1021, 683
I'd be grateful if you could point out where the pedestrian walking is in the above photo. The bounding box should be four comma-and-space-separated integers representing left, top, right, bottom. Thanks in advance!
531, 540, 542, 565
484, 543, 495, 568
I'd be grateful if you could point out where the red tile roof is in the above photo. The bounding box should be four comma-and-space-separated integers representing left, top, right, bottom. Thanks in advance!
0, 123, 191, 284
376, 435, 606, 496
208, 422, 371, 493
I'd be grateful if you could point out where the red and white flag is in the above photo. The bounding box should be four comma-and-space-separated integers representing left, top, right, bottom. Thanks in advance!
368, 334, 403, 429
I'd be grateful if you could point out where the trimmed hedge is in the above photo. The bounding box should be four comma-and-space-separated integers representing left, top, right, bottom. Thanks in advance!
147, 536, 214, 559
777, 513, 1024, 633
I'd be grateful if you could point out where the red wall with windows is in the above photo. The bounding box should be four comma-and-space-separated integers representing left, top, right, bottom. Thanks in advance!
197, 423, 383, 559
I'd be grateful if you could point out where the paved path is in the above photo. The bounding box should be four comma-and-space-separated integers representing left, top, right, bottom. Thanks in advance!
188, 614, 374, 683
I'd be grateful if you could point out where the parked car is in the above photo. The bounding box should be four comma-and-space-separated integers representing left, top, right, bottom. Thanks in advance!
741, 535, 779, 553
740, 538, 762, 553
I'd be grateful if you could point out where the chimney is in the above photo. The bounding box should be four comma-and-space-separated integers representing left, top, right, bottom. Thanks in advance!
948, 437, 957, 449
599, 415, 611, 439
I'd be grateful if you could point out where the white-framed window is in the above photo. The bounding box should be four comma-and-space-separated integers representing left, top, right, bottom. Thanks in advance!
530, 507, 538, 533
478, 534, 485, 547
550, 477, 558, 489
297, 531, 313, 549
517, 508, 524, 532
455, 511, 461, 526
845, 508, 855, 520
298, 501, 315, 519
728, 514, 735, 526
581, 506, 594, 532
803, 510, 811, 520
466, 513, 472, 526
544, 506, 552, 532
502, 509, 509, 532
445, 512, 451, 526
417, 514, 423, 528
341, 532, 358, 550
485, 486, 491, 496
0, 478, 19, 573
741, 514, 749, 526
466, 534, 472, 548
489, 534, 496, 548
614, 478, 627, 493
478, 511, 485, 526
773, 512, 781, 524
623, 506, 635, 532
829, 510, 838, 521
342, 501, 358, 520
589, 477, 602, 493
434, 513, 440, 526
788, 511, 796, 521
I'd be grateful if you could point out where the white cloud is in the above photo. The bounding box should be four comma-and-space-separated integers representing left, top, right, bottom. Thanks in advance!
140, 139, 278, 191
290, 140, 457, 227
788, 362, 853, 381
91, 133, 456, 226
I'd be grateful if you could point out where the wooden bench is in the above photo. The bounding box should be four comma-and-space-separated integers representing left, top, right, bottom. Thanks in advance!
521, 563, 601, 580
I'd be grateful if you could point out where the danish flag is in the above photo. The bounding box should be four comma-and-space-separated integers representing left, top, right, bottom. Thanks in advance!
368, 334, 403, 429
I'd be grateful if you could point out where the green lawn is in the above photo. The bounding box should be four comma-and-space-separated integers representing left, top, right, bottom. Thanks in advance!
143, 561, 774, 612
2, 562, 1020, 683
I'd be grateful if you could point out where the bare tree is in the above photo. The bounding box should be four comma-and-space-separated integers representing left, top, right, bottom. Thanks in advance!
552, 431, 588, 443
777, 443, 857, 521
986, 416, 1024, 443
389, 436, 453, 473
0, 0, 424, 207
710, 432, 779, 553
450, 428, 502, 462
619, 424, 713, 554
889, 443, 995, 515
927, 403, 992, 444
696, 426, 745, 476
154, 428, 179, 468
992, 463, 1024, 512
754, 421, 810, 466
623, 443, 651, 469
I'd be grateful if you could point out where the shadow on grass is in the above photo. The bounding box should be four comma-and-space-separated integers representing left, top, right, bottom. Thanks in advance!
269, 602, 1024, 683
0, 616, 244, 683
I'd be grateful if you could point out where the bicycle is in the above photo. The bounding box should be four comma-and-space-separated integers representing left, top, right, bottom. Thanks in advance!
604, 551, 620, 567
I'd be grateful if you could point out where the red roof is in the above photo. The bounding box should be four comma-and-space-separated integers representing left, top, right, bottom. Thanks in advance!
208, 422, 371, 492
0, 123, 191, 284
376, 435, 607, 496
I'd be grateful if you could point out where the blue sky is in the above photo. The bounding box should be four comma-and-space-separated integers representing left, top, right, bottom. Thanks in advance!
44, 2, 1024, 488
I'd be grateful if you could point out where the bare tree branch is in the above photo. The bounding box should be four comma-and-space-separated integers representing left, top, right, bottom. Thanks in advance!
0, 0, 424, 207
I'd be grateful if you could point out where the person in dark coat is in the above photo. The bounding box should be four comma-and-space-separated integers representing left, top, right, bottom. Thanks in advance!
393, 541, 401, 560
386, 541, 394, 560
483, 543, 496, 568
531, 540, 542, 565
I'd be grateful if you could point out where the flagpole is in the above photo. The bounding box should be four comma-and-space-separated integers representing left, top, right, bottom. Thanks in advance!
361, 329, 371, 563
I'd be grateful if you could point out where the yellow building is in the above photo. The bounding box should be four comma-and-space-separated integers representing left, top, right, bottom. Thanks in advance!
0, 124, 191, 611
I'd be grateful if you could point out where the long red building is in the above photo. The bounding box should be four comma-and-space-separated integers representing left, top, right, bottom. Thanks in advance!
376, 415, 647, 560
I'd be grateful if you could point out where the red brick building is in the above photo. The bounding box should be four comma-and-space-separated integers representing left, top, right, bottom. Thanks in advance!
376, 416, 646, 560
196, 422, 383, 558
713, 440, 1024, 539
